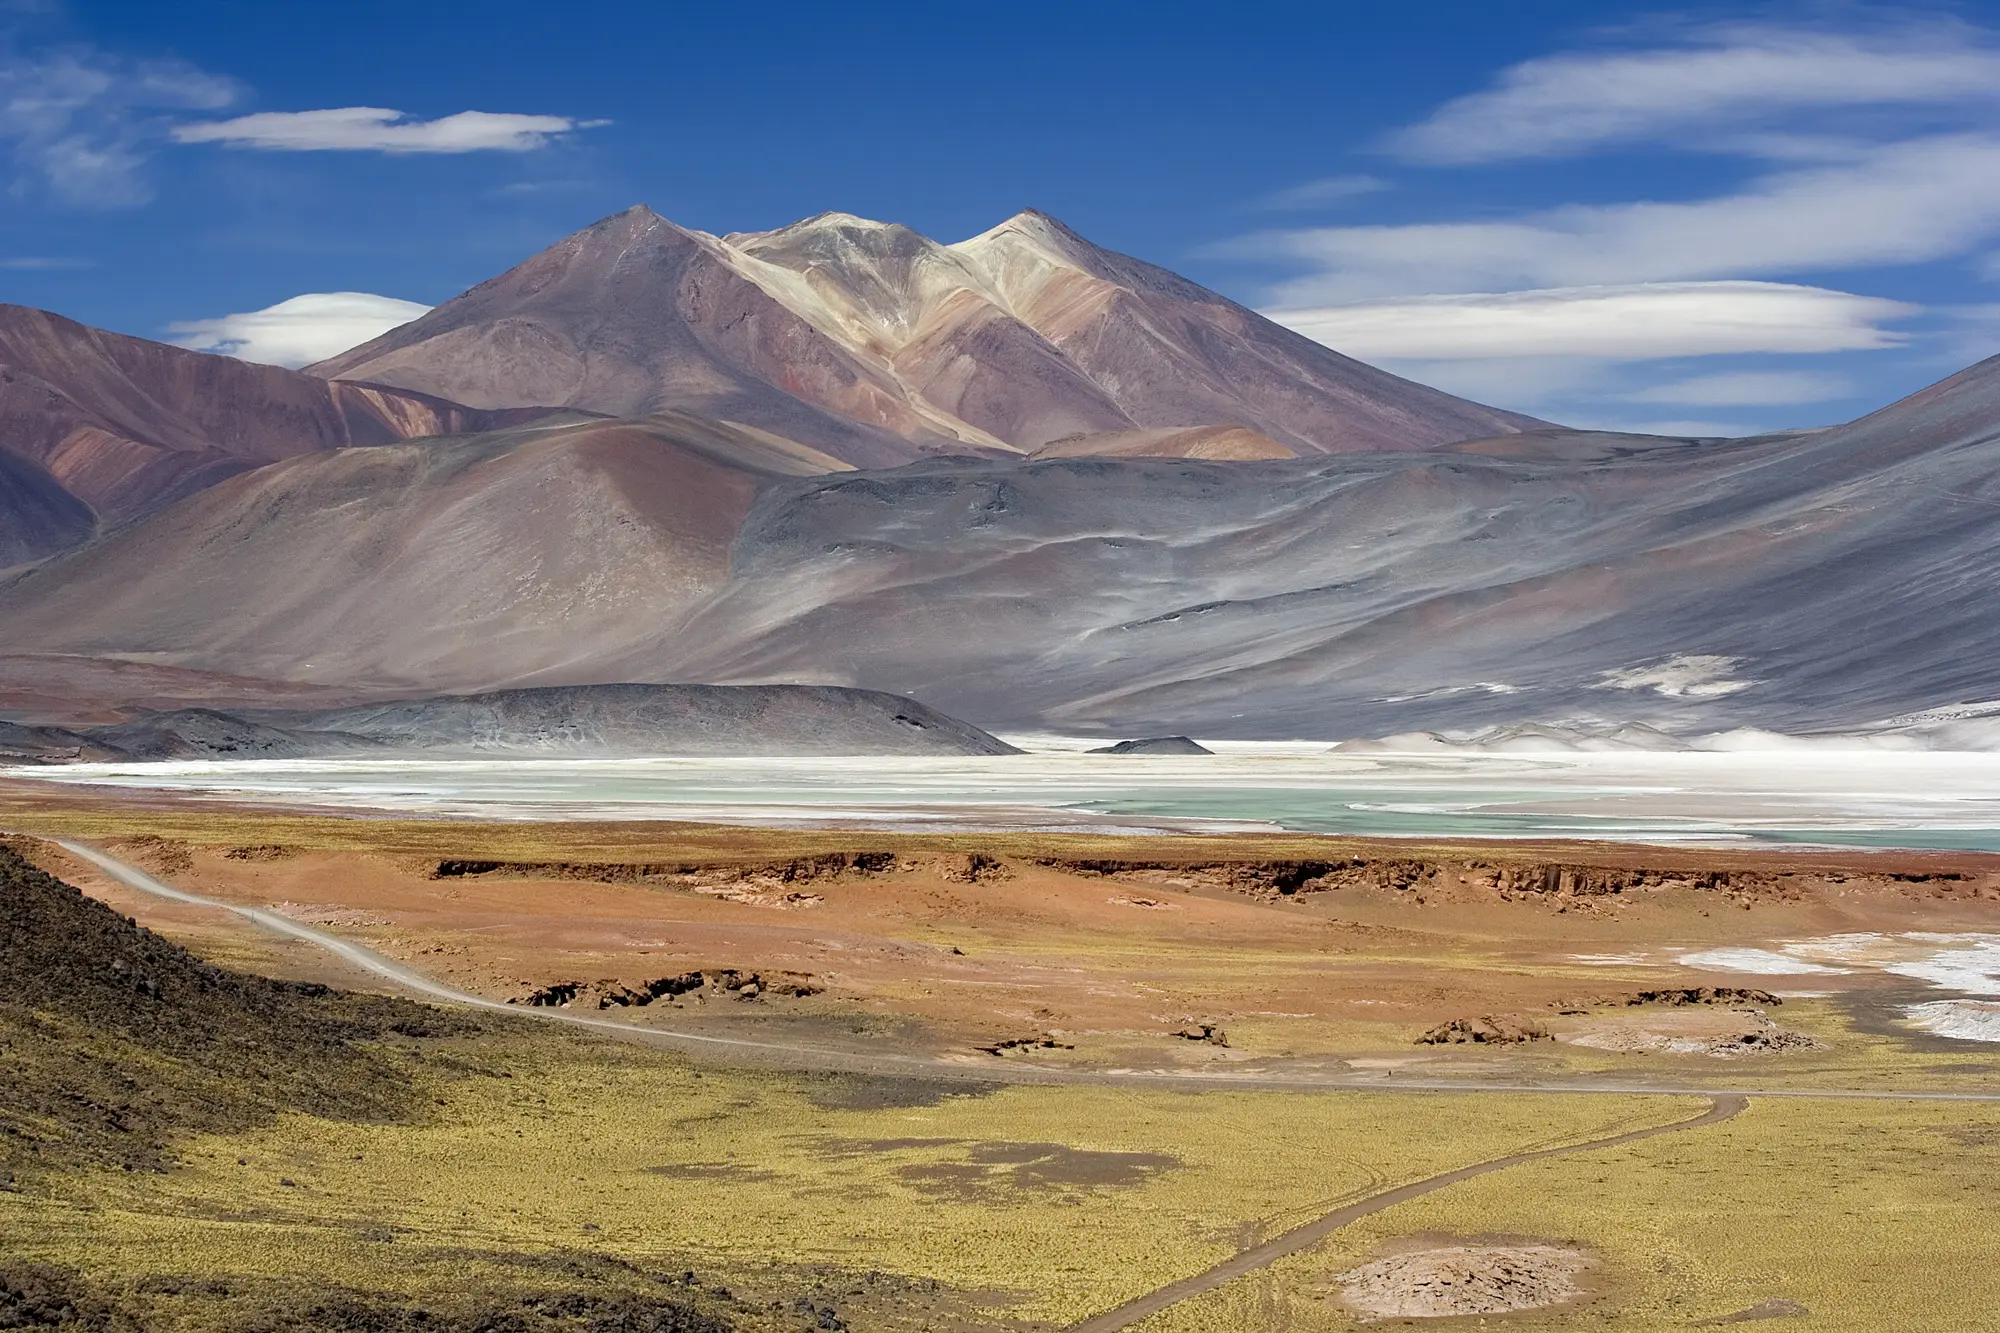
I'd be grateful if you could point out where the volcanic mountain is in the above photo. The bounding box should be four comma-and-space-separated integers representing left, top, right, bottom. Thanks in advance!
309, 205, 1541, 461
14, 204, 2000, 741
0, 304, 546, 563
12, 351, 2000, 738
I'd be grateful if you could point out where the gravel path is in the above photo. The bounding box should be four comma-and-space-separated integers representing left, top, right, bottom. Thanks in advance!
1063, 1094, 1747, 1332
56, 839, 2000, 1106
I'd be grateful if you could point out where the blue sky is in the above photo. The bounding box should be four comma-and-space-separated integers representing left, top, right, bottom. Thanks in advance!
5, 0, 2000, 434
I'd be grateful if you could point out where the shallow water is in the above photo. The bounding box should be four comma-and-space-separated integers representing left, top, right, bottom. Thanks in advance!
1671, 931, 2000, 1044
20, 746, 2000, 1043
13, 745, 2000, 849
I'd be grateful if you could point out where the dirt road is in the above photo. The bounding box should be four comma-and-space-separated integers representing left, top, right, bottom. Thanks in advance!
46, 840, 1992, 1330
1063, 1094, 1747, 1331
52, 839, 2000, 1104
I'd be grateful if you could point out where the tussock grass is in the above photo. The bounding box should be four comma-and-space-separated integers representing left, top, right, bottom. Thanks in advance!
1130, 1095, 2000, 1331
0, 1023, 1689, 1327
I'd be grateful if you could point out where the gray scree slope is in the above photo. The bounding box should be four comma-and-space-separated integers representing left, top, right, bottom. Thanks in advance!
1, 684, 1021, 761
9, 351, 2000, 737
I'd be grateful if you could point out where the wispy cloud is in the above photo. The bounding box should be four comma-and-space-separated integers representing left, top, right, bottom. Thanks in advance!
1389, 20, 2000, 164
1255, 174, 1389, 210
490, 178, 596, 197
167, 292, 430, 367
172, 108, 604, 154
1253, 135, 2000, 302
0, 38, 236, 207
1625, 369, 1855, 407
1246, 15, 2000, 391
0, 254, 88, 269
1266, 282, 1913, 360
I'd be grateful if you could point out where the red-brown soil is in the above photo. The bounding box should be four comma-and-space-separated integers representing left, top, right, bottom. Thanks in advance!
11, 784, 2000, 1075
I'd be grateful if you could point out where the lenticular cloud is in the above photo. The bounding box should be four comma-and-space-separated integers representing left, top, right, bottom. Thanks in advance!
172, 107, 595, 154
168, 292, 431, 367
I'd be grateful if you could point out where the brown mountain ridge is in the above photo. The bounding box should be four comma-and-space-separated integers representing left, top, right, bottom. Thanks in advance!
0, 303, 553, 564
309, 205, 1543, 462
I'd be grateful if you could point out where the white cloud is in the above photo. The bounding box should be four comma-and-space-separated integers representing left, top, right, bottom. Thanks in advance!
1377, 356, 1616, 411
1235, 18, 2000, 420
1256, 174, 1389, 210
1266, 281, 1912, 360
1625, 370, 1853, 407
0, 42, 236, 207
1390, 21, 2000, 164
0, 254, 88, 269
172, 108, 600, 154
1256, 135, 2000, 302
167, 292, 431, 368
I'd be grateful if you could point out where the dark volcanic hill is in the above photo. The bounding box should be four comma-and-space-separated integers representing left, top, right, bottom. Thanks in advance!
0, 303, 547, 563
280, 683, 1021, 756
12, 353, 2000, 738
309, 206, 1540, 461
0, 841, 450, 1172
0, 684, 1020, 760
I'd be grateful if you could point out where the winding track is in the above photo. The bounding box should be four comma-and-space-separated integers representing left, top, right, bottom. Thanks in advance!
50, 838, 2000, 1103
42, 840, 1992, 1329
1066, 1094, 1748, 1333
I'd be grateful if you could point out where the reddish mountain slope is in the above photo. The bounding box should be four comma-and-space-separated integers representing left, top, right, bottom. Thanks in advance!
310, 206, 1541, 460
0, 303, 541, 544
308, 209, 971, 467
0, 413, 848, 688
949, 210, 1544, 454
13, 355, 2000, 736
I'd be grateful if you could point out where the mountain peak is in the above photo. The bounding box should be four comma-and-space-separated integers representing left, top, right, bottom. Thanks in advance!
955, 209, 1090, 261
307, 200, 1539, 466
579, 202, 693, 243
998, 207, 1082, 238
726, 211, 923, 253
787, 210, 897, 232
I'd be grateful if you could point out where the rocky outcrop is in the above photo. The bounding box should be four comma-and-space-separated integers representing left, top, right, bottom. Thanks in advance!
432, 851, 901, 884
976, 1034, 1074, 1056
1087, 736, 1213, 755
0, 841, 461, 1172
1616, 987, 1782, 1008
1419, 1015, 1552, 1045
511, 969, 823, 1010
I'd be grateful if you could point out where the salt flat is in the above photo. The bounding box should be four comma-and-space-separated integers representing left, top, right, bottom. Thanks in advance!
15, 743, 2000, 850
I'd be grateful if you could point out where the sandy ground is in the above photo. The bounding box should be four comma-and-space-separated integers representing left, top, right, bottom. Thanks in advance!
11, 776, 2000, 1087
1336, 1237, 1595, 1318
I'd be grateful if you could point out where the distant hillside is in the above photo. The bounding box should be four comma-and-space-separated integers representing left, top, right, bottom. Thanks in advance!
0, 684, 1021, 761
14, 352, 2000, 737
0, 303, 550, 563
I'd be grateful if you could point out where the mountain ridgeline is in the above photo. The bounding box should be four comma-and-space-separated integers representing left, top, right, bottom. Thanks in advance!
309, 206, 1541, 464
4, 204, 2000, 742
